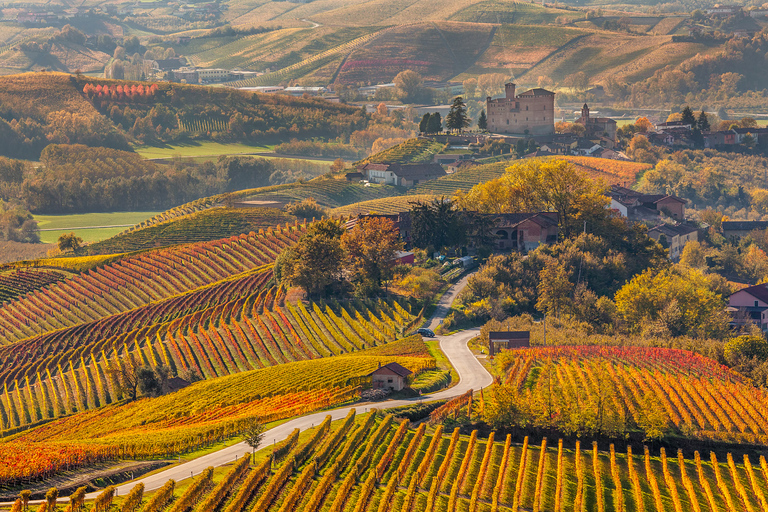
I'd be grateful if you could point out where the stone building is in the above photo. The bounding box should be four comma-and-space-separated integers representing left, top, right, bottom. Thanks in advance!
575, 104, 617, 141
486, 83, 555, 135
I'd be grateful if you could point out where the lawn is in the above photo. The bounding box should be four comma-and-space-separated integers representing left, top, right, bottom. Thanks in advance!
34, 212, 161, 243
133, 142, 275, 160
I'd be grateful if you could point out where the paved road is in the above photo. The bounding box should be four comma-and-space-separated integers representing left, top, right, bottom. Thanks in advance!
4, 275, 488, 503
102, 326, 490, 496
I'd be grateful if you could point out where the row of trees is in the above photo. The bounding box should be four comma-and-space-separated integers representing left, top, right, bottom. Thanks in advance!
2, 146, 322, 213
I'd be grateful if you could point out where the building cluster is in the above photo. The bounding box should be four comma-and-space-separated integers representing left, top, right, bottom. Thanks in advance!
647, 120, 768, 149
485, 83, 556, 136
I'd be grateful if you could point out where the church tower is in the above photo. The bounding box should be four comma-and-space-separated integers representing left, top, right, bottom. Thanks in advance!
581, 103, 590, 122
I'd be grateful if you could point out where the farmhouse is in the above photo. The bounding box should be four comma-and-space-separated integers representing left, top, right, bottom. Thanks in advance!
647, 223, 699, 261
609, 185, 686, 221
358, 162, 446, 187
727, 284, 768, 331
368, 362, 412, 391
491, 212, 559, 252
486, 83, 555, 135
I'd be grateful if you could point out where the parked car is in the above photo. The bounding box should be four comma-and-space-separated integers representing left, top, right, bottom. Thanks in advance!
415, 328, 435, 338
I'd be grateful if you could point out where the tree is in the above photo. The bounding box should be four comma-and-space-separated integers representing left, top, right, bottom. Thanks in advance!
285, 197, 326, 220
743, 133, 756, 148
614, 266, 729, 339
477, 109, 488, 131
536, 259, 574, 317
724, 334, 768, 364
410, 197, 466, 252
634, 117, 653, 132
242, 417, 265, 455
137, 366, 160, 397
19, 491, 31, 512
445, 97, 470, 133
679, 240, 706, 269
341, 216, 403, 296
419, 113, 430, 133
697, 110, 710, 131
105, 354, 142, 400
393, 70, 425, 102
426, 113, 442, 134
277, 219, 344, 297
681, 106, 696, 126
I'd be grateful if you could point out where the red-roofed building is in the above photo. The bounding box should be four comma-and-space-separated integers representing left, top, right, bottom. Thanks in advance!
368, 362, 413, 391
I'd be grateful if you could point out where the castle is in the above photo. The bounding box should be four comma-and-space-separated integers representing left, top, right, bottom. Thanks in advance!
486, 83, 555, 135
575, 103, 617, 140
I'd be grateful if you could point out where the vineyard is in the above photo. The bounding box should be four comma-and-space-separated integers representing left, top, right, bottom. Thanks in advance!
0, 338, 435, 484
0, 269, 72, 303
357, 139, 445, 166
0, 274, 421, 433
0, 224, 308, 345
117, 177, 400, 236
27, 410, 768, 512
328, 195, 439, 217
178, 116, 230, 134
410, 160, 511, 196
84, 207, 295, 255
558, 156, 652, 184
496, 346, 768, 446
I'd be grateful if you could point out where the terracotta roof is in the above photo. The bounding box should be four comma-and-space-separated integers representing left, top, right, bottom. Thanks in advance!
648, 224, 698, 237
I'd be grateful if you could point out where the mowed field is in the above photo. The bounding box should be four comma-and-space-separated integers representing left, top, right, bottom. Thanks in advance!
134, 142, 275, 160
33, 211, 161, 243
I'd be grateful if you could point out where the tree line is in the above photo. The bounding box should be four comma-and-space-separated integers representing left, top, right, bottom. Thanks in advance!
2, 145, 323, 213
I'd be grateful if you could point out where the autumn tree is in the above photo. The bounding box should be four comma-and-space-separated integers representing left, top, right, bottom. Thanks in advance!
634, 117, 653, 132
614, 266, 729, 339
393, 70, 425, 102
242, 417, 266, 455
276, 219, 344, 298
341, 216, 403, 296
58, 232, 83, 252
105, 354, 142, 400
536, 259, 574, 317
455, 159, 609, 239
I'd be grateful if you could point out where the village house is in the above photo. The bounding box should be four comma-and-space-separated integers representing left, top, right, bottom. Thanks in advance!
486, 83, 555, 135
727, 284, 768, 331
609, 185, 686, 221
722, 220, 768, 241
358, 162, 446, 188
368, 362, 412, 391
647, 223, 699, 261
490, 212, 559, 252
575, 104, 617, 141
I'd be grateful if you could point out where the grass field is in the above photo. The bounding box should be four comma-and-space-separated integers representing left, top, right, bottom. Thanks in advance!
34, 211, 161, 243
133, 142, 275, 160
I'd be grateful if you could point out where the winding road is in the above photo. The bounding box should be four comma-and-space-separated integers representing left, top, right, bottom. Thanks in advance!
7, 274, 490, 503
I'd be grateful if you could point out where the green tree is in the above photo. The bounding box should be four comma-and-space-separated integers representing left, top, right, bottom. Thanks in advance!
445, 97, 470, 133
58, 232, 83, 252
277, 219, 344, 297
137, 366, 160, 397
477, 109, 488, 131
427, 112, 442, 134
341, 216, 403, 296
419, 113, 430, 133
242, 417, 265, 455
697, 110, 710, 131
724, 334, 768, 364
681, 106, 696, 126
410, 197, 466, 252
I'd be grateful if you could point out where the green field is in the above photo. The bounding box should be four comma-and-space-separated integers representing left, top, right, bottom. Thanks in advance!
133, 142, 275, 160
34, 212, 161, 243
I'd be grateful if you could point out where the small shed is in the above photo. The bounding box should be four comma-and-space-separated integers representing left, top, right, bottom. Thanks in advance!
368, 362, 413, 391
345, 172, 364, 182
393, 251, 415, 265
488, 331, 530, 356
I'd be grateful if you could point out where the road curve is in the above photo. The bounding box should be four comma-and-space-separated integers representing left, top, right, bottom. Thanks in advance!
103, 327, 491, 496
1, 274, 488, 504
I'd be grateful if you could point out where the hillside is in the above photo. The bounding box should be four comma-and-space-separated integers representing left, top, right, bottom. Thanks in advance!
0, 72, 367, 160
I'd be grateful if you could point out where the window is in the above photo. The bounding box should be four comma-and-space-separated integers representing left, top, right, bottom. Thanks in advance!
387, 378, 393, 383
506, 119, 509, 125
526, 105, 529, 111
756, 300, 760, 307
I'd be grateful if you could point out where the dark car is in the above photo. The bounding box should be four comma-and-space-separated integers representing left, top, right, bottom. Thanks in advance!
415, 328, 435, 338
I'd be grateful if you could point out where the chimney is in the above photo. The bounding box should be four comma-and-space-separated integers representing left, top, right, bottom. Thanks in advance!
377, 362, 381, 369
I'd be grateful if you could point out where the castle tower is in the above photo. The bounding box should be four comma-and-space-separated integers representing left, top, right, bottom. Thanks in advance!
581, 103, 590, 122
505, 83, 516, 99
